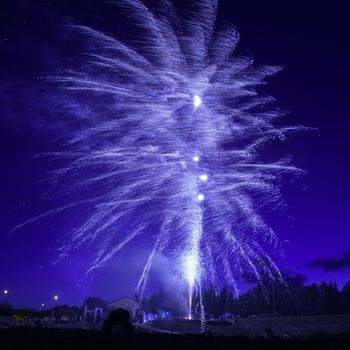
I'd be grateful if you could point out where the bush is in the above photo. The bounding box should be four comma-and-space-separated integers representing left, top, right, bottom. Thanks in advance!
102, 308, 134, 333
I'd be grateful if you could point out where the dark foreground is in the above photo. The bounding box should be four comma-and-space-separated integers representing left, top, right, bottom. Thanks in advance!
1, 328, 350, 350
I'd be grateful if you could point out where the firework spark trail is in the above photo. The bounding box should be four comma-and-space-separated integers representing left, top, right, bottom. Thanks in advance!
14, 0, 305, 318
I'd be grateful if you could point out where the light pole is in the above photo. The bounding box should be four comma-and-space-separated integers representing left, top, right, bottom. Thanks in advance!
2, 289, 9, 301
51, 295, 59, 321
1, 289, 10, 310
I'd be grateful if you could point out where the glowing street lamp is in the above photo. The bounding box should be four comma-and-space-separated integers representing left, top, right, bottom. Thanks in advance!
51, 295, 59, 321
3, 289, 8, 295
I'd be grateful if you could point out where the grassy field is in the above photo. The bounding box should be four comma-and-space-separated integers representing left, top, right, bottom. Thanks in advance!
149, 314, 350, 336
1, 327, 350, 350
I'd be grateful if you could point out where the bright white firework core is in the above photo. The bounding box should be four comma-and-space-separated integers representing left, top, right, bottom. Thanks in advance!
183, 253, 200, 320
183, 254, 199, 288
193, 155, 200, 162
193, 95, 202, 108
197, 193, 205, 202
199, 174, 208, 181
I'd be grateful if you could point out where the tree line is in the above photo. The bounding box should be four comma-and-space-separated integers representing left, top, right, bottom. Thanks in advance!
141, 273, 350, 318
0, 296, 107, 320
198, 275, 350, 318
2, 275, 350, 319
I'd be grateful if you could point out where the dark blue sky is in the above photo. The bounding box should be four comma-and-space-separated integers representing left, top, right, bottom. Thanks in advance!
0, 0, 349, 308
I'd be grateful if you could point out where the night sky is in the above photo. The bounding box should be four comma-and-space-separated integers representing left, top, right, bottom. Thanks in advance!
1, 0, 349, 308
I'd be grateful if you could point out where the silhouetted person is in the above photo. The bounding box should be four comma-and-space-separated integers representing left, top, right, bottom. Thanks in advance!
102, 308, 134, 333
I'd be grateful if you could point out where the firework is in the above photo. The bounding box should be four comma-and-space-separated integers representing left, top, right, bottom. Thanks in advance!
13, 0, 304, 319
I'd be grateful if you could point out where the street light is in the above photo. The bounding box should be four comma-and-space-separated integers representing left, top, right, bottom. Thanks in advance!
51, 295, 59, 321
3, 289, 8, 295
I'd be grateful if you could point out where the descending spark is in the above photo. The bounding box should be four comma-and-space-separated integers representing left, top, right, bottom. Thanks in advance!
197, 194, 205, 202
199, 174, 208, 182
15, 0, 305, 319
193, 95, 202, 109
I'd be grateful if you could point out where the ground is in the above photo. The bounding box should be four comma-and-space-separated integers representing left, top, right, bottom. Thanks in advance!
1, 315, 350, 349
1, 327, 350, 350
